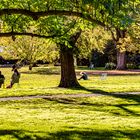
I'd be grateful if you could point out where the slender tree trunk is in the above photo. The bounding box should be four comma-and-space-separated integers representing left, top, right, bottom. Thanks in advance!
116, 50, 126, 70
29, 64, 32, 70
58, 45, 80, 88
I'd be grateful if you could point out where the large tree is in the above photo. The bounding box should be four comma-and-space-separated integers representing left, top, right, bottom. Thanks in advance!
41, 16, 83, 87
80, 0, 139, 69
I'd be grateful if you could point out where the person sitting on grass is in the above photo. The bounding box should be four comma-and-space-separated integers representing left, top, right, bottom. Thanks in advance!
0, 71, 5, 88
7, 69, 20, 88
78, 72, 88, 80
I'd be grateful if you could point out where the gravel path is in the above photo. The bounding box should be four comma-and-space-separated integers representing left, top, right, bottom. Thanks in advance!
0, 92, 140, 102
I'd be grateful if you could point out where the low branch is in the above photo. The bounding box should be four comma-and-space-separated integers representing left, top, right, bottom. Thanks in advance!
0, 32, 60, 39
0, 9, 105, 27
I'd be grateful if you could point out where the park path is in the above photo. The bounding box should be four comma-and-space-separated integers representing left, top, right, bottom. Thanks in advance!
0, 92, 140, 102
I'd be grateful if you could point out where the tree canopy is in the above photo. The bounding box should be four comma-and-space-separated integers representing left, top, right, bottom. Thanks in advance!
0, 0, 139, 38
0, 36, 59, 64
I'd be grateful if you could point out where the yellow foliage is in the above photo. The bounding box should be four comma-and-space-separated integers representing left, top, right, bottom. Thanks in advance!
116, 34, 138, 53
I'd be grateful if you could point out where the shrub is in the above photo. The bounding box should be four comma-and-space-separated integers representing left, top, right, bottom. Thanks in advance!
127, 63, 139, 69
105, 62, 116, 70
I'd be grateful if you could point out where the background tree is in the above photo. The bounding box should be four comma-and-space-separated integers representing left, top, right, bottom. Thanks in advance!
77, 26, 111, 65
81, 0, 140, 69
0, 36, 59, 70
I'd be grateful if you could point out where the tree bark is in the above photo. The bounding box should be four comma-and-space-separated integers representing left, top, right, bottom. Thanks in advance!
116, 50, 126, 70
115, 29, 127, 70
58, 29, 82, 88
58, 45, 80, 88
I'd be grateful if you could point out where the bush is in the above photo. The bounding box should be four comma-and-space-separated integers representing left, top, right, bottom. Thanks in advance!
105, 62, 116, 70
127, 63, 139, 69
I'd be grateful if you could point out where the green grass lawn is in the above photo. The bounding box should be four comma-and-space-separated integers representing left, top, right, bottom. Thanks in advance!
0, 95, 140, 139
0, 66, 140, 97
0, 66, 140, 139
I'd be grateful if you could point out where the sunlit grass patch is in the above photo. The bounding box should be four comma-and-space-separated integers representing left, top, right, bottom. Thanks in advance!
0, 67, 140, 98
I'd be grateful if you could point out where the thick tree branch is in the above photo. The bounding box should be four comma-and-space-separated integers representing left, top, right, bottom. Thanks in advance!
110, 29, 117, 42
0, 32, 60, 39
0, 9, 38, 20
0, 9, 105, 27
70, 29, 82, 43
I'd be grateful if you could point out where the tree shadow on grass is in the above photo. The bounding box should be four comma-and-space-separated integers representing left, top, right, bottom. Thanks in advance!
0, 130, 46, 140
44, 97, 140, 116
68, 86, 108, 94
47, 128, 140, 140
21, 67, 60, 75
0, 128, 140, 140
42, 86, 140, 116
73, 86, 140, 104
78, 86, 140, 116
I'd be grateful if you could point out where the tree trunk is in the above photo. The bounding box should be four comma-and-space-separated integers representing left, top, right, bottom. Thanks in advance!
74, 57, 77, 67
115, 29, 127, 70
58, 45, 80, 88
29, 65, 32, 70
58, 29, 82, 88
116, 50, 126, 70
